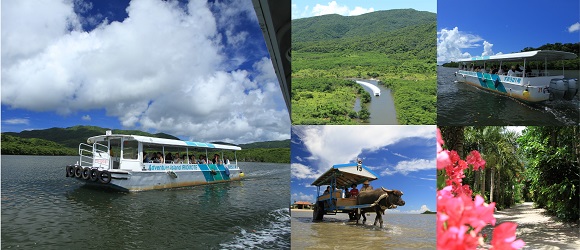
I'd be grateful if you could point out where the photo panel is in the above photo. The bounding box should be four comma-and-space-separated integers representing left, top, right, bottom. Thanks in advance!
291, 125, 437, 248
291, 0, 437, 125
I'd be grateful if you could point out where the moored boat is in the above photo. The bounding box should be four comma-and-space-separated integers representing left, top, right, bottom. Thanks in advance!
65, 131, 243, 191
454, 50, 578, 102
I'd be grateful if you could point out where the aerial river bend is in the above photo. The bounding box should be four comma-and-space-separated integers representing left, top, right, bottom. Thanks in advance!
354, 79, 398, 125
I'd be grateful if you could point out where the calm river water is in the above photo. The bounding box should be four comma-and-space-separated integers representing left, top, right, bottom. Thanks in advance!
437, 66, 579, 125
356, 79, 398, 125
1, 155, 290, 249
291, 210, 436, 249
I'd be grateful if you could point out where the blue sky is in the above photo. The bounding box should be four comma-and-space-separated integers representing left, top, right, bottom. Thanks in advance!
292, 0, 436, 19
438, 0, 580, 64
1, 0, 289, 143
291, 126, 437, 214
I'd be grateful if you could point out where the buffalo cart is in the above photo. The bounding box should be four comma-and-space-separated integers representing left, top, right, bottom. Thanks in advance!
311, 161, 379, 221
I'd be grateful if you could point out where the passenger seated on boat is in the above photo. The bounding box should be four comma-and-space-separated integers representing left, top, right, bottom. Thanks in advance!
143, 152, 151, 163
212, 154, 222, 164
344, 187, 350, 198
507, 66, 517, 76
224, 158, 230, 164
190, 155, 197, 164
165, 153, 174, 163
498, 66, 506, 75
199, 155, 207, 164
181, 155, 189, 164
174, 153, 182, 164
323, 186, 331, 195
491, 66, 499, 74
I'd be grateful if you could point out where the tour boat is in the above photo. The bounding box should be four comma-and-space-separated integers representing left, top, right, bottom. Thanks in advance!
454, 50, 578, 102
65, 131, 243, 191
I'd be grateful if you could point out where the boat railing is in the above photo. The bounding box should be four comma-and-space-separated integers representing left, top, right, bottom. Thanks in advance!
78, 142, 110, 168
79, 143, 94, 168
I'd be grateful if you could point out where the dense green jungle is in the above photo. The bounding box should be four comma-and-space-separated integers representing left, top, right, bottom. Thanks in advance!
292, 9, 437, 125
1, 126, 290, 163
439, 126, 579, 222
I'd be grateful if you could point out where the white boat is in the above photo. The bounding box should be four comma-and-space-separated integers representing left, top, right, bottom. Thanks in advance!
65, 131, 243, 191
454, 50, 578, 102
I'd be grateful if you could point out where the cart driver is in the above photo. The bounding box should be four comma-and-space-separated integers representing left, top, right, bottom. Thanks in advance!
360, 180, 373, 192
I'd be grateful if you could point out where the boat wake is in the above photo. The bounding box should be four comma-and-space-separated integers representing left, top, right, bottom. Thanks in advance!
219, 208, 290, 249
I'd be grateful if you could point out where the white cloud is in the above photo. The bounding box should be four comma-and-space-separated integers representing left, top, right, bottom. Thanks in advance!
437, 27, 504, 64
392, 152, 409, 159
1, 0, 289, 143
292, 192, 315, 203
505, 126, 526, 135
407, 205, 431, 214
81, 115, 91, 121
293, 125, 435, 175
568, 22, 580, 33
381, 158, 435, 176
311, 1, 374, 17
3, 118, 30, 125
437, 27, 481, 64
291, 163, 319, 179
482, 41, 494, 56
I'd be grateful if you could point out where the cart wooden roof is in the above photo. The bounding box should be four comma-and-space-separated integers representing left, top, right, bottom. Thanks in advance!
311, 163, 378, 188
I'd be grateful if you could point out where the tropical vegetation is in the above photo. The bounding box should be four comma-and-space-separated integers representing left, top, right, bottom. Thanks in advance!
439, 126, 579, 222
292, 9, 436, 125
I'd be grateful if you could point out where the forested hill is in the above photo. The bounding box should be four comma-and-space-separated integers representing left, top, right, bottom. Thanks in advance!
291, 8, 437, 125
2, 125, 178, 149
292, 9, 436, 43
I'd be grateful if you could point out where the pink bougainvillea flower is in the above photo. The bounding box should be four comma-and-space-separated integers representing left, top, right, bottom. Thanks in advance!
491, 222, 525, 249
437, 149, 451, 170
466, 150, 486, 170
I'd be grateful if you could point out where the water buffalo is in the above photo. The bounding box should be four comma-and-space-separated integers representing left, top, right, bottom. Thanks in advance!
355, 187, 405, 228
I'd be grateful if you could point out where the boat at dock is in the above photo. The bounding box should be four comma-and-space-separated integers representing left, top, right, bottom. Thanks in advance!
65, 131, 243, 191
454, 50, 578, 102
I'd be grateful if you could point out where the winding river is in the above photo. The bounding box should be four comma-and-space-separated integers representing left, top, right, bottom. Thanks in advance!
355, 79, 399, 124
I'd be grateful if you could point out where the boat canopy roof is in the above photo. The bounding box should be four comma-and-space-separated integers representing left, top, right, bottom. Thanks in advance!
87, 134, 241, 150
457, 50, 577, 62
311, 163, 378, 187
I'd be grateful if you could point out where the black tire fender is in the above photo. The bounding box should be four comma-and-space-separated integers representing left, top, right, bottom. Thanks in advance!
66, 165, 74, 177
74, 166, 83, 178
98, 170, 111, 184
89, 169, 100, 182
81, 167, 91, 180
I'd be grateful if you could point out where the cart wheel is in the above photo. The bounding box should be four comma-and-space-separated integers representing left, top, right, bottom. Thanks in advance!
312, 202, 324, 221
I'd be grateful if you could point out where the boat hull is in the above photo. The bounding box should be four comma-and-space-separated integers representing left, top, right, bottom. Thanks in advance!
69, 164, 242, 191
456, 70, 553, 102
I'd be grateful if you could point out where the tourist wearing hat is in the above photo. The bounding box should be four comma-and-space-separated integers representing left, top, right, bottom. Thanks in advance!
360, 180, 373, 192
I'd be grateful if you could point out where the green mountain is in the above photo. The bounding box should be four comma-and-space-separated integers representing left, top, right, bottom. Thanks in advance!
292, 9, 437, 44
239, 139, 290, 149
291, 9, 437, 125
2, 125, 178, 149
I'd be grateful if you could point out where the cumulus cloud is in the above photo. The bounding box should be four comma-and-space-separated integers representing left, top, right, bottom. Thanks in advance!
292, 192, 315, 203
81, 115, 91, 121
568, 22, 580, 33
292, 125, 435, 175
437, 27, 481, 64
381, 159, 435, 176
311, 1, 374, 17
3, 118, 30, 125
291, 163, 319, 179
437, 27, 504, 64
1, 0, 289, 143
